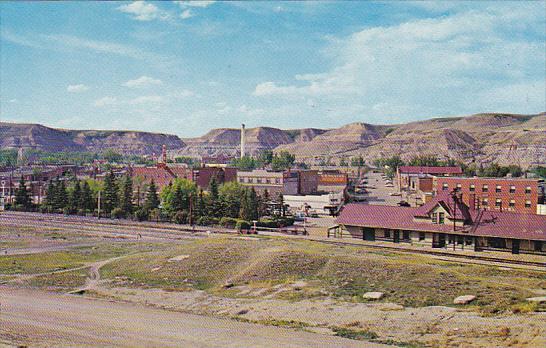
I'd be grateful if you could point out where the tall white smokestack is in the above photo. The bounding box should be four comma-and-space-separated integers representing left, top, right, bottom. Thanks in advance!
240, 124, 246, 158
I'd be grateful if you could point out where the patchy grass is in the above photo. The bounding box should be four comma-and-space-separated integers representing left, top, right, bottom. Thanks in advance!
332, 327, 378, 340
106, 237, 545, 313
24, 267, 91, 291
0, 242, 159, 275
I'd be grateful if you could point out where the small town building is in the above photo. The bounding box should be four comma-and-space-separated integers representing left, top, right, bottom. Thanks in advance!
435, 177, 545, 215
397, 166, 463, 192
335, 192, 546, 255
317, 170, 349, 193
237, 169, 299, 196
192, 166, 237, 190
284, 191, 345, 216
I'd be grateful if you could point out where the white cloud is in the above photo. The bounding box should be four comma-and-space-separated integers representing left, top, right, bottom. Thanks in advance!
67, 84, 89, 93
43, 34, 171, 64
180, 9, 194, 19
93, 96, 118, 107
123, 76, 163, 88
128, 95, 164, 105
252, 7, 545, 116
176, 1, 215, 8
170, 89, 195, 98
117, 1, 169, 21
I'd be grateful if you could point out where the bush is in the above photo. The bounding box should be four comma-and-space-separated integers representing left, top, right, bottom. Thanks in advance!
149, 208, 161, 222
62, 207, 70, 216
197, 216, 218, 226
111, 208, 124, 219
77, 209, 86, 216
257, 217, 295, 228
173, 210, 188, 224
219, 217, 239, 228
235, 220, 251, 231
134, 208, 149, 221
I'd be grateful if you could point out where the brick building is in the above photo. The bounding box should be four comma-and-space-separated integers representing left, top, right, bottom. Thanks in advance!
192, 167, 237, 190
317, 171, 348, 193
237, 169, 299, 196
397, 166, 463, 192
130, 164, 193, 189
435, 177, 545, 215
296, 170, 319, 195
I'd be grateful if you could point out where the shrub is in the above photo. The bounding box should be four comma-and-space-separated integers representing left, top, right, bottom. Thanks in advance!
197, 216, 218, 226
134, 208, 149, 221
111, 208, 124, 219
149, 208, 161, 222
173, 211, 188, 224
62, 207, 70, 216
235, 220, 251, 231
219, 217, 239, 228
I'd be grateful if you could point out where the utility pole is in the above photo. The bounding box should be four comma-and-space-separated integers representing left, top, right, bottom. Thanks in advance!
188, 192, 193, 229
97, 190, 101, 219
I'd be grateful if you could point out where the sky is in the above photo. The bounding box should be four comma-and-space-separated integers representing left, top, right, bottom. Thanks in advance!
1, 1, 545, 137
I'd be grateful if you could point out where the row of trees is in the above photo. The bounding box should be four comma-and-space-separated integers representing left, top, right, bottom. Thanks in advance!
373, 155, 529, 179
230, 150, 297, 171
12, 170, 291, 229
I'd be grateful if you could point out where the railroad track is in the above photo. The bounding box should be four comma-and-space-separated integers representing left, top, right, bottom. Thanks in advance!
2, 211, 545, 270
308, 237, 546, 269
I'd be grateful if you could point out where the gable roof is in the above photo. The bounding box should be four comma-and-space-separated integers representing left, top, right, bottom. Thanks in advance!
414, 192, 472, 221
398, 166, 463, 175
336, 203, 546, 241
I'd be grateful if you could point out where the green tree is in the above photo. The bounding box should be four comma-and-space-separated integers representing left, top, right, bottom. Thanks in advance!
144, 179, 160, 211
102, 149, 123, 163
208, 178, 220, 217
57, 180, 69, 210
69, 180, 82, 213
351, 155, 365, 167
231, 155, 258, 171
258, 150, 274, 166
103, 170, 118, 214
81, 181, 94, 212
271, 151, 296, 171
15, 177, 32, 209
44, 179, 57, 210
160, 178, 197, 214
119, 175, 134, 217
218, 181, 244, 218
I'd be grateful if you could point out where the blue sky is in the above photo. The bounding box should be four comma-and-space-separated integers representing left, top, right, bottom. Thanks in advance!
1, 1, 544, 137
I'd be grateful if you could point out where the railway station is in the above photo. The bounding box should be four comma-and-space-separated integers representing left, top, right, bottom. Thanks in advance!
334, 191, 546, 255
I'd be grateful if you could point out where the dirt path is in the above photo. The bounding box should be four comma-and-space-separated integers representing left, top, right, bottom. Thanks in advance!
0, 287, 384, 348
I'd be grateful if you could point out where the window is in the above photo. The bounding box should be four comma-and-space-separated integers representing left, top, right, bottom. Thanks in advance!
509, 200, 515, 208
525, 200, 531, 208
385, 230, 391, 238
469, 184, 475, 192
239, 178, 244, 183
495, 199, 502, 207
431, 212, 438, 224
510, 186, 516, 193
403, 231, 410, 240
525, 186, 532, 194
482, 198, 488, 207
257, 178, 262, 184
442, 183, 449, 191
438, 212, 445, 224
496, 185, 502, 193
419, 232, 426, 241
275, 178, 281, 184
482, 184, 488, 192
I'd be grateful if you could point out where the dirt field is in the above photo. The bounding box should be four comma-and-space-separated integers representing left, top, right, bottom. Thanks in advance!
0, 287, 376, 348
1, 222, 545, 347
